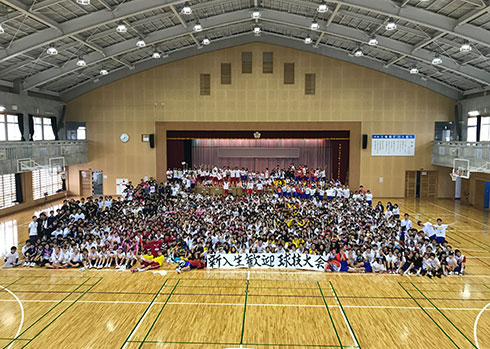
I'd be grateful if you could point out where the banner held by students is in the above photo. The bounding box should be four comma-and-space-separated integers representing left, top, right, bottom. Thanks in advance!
206, 253, 328, 272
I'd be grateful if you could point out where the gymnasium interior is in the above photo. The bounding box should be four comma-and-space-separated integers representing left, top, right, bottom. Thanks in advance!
1, 0, 490, 348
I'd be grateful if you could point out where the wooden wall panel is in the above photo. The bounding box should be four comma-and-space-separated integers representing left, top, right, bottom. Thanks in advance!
65, 43, 455, 197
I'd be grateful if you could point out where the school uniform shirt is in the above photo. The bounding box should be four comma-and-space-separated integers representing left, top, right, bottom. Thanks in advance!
29, 221, 38, 237
5, 251, 19, 264
50, 251, 62, 263
365, 193, 373, 201
71, 252, 82, 263
401, 218, 412, 231
433, 224, 448, 238
422, 223, 435, 237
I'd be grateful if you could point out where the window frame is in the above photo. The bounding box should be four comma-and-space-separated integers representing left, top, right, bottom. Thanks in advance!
32, 169, 63, 200
33, 116, 55, 141
0, 114, 22, 141
0, 174, 17, 209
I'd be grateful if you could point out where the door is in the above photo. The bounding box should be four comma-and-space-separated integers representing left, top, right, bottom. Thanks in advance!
405, 171, 416, 197
419, 171, 438, 198
92, 170, 103, 196
405, 170, 438, 198
80, 170, 92, 197
484, 182, 490, 209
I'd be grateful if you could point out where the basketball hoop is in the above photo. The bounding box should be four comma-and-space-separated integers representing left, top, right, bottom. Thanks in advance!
449, 172, 458, 181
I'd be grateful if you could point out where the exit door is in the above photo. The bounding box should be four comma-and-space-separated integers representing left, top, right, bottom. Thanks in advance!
484, 182, 490, 208
405, 171, 438, 198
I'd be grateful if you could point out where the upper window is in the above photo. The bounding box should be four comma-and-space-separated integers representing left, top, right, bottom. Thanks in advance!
33, 117, 55, 141
77, 126, 86, 140
480, 117, 490, 142
0, 174, 17, 209
467, 117, 477, 142
0, 114, 22, 141
32, 169, 63, 200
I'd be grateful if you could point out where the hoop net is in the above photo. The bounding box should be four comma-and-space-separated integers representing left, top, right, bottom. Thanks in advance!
49, 157, 65, 176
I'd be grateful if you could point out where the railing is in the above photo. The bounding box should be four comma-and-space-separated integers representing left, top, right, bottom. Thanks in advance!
432, 141, 490, 170
0, 140, 88, 175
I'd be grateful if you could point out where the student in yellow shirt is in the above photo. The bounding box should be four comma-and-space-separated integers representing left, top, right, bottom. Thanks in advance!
131, 249, 164, 273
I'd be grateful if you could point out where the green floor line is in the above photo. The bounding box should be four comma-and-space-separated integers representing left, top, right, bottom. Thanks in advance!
411, 283, 477, 348
19, 277, 103, 349
399, 282, 460, 348
120, 279, 169, 349
2, 277, 91, 349
239, 279, 250, 345
329, 281, 361, 349
317, 281, 343, 348
1, 277, 23, 288
138, 279, 181, 349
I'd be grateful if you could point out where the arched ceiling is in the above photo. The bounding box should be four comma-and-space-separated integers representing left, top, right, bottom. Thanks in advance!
0, 0, 489, 101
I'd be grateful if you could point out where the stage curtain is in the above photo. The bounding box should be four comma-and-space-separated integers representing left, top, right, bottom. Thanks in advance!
192, 139, 332, 174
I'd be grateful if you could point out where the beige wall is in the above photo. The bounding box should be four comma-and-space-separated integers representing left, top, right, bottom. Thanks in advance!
66, 43, 455, 198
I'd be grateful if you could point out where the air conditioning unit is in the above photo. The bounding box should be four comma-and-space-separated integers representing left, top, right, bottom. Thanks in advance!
0, 149, 6, 160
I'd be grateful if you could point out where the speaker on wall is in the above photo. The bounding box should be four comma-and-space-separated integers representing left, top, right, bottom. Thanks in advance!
362, 134, 368, 149
149, 134, 155, 148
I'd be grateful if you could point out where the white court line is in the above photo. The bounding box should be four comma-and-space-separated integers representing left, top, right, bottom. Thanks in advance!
0, 285, 24, 349
1, 298, 490, 312
329, 285, 359, 348
474, 302, 490, 348
121, 283, 167, 349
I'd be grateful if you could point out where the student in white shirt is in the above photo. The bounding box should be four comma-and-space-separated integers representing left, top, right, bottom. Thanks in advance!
433, 218, 456, 244
401, 213, 412, 231
365, 191, 373, 206
46, 247, 63, 269
3, 246, 22, 268
28, 216, 38, 244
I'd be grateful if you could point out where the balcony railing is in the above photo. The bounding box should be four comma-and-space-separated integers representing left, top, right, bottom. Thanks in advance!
433, 140, 490, 170
0, 140, 88, 175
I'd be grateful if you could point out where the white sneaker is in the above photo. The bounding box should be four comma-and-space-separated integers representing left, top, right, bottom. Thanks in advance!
30, 262, 35, 267
79, 267, 86, 271
23, 262, 28, 266
449, 271, 454, 275
176, 267, 181, 274
118, 265, 126, 272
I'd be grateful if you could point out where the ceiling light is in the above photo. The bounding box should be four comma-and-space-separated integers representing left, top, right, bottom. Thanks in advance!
385, 19, 397, 31
76, 0, 90, 4
76, 56, 87, 67
432, 54, 442, 65
152, 51, 161, 59
317, 2, 328, 13
0, 106, 5, 112
193, 22, 202, 32
304, 36, 312, 44
368, 35, 378, 46
409, 67, 419, 74
202, 37, 210, 45
116, 23, 127, 33
468, 110, 480, 116
460, 41, 472, 53
100, 69, 108, 76
251, 9, 261, 19
253, 26, 261, 35
354, 48, 363, 57
0, 24, 4, 34
310, 21, 320, 31
46, 44, 58, 55
181, 2, 192, 15
136, 39, 146, 47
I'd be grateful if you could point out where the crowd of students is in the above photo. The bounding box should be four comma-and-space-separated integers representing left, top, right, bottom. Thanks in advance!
2, 164, 465, 277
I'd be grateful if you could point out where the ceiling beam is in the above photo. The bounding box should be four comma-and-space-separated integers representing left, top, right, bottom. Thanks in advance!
60, 34, 462, 101
23, 8, 490, 91
0, 0, 186, 62
325, 0, 490, 47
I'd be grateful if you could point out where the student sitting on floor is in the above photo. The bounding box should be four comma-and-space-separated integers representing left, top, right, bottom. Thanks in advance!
3, 246, 23, 269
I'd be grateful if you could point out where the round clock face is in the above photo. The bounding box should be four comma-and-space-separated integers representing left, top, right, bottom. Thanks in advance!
120, 133, 129, 143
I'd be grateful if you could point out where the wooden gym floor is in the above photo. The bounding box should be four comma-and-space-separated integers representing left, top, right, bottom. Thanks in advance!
0, 198, 490, 348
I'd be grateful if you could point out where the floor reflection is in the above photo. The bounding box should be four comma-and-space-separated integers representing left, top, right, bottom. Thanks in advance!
0, 219, 18, 257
